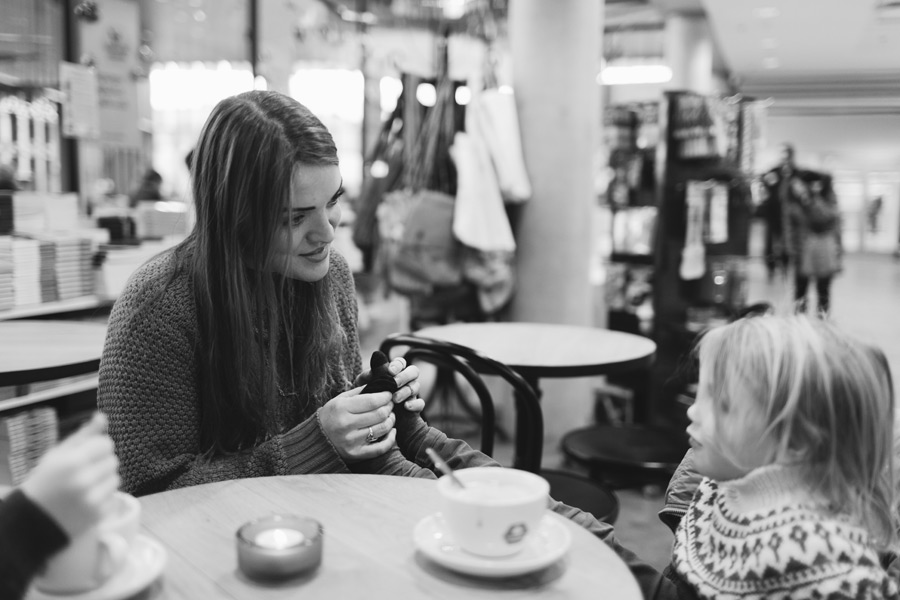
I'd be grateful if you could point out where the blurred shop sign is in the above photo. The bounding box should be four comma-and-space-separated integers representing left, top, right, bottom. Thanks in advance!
59, 62, 100, 140
76, 0, 141, 148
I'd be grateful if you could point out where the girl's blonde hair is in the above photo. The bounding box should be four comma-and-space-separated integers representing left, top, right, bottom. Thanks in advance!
697, 314, 898, 549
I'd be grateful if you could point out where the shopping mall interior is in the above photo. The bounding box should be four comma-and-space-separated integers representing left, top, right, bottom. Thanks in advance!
2, 0, 900, 591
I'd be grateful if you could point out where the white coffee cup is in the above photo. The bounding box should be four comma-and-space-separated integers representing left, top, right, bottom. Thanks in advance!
437, 467, 550, 558
34, 491, 141, 594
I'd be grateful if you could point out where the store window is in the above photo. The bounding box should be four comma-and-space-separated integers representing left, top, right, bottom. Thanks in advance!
149, 61, 254, 202
289, 67, 364, 199
864, 172, 900, 253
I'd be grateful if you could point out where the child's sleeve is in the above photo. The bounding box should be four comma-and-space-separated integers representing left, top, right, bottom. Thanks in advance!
0, 489, 69, 600
657, 449, 702, 534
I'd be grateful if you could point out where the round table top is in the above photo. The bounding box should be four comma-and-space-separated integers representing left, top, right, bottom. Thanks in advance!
0, 320, 107, 386
132, 474, 642, 600
414, 322, 656, 379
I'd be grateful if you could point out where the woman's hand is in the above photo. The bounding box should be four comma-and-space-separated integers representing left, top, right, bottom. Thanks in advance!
355, 356, 424, 414
20, 412, 121, 540
318, 387, 398, 463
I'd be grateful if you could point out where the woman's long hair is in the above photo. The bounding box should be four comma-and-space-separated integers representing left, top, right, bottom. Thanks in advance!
174, 90, 343, 454
697, 315, 898, 550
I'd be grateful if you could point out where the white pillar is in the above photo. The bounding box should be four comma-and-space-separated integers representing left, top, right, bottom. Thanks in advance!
664, 13, 713, 94
508, 0, 603, 443
257, 0, 295, 94
508, 0, 600, 326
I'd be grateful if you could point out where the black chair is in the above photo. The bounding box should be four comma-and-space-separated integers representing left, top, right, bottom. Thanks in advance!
380, 333, 619, 524
561, 425, 687, 490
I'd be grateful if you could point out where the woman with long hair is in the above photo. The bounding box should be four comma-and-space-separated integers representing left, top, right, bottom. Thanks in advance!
98, 90, 489, 495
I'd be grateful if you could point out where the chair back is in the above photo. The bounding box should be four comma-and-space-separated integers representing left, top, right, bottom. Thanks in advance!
400, 346, 496, 458
380, 333, 544, 473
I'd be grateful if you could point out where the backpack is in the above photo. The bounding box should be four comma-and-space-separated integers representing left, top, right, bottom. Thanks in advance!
806, 196, 839, 234
376, 189, 463, 296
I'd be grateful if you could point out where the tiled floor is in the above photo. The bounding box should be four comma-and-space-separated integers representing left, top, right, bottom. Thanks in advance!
358, 252, 900, 572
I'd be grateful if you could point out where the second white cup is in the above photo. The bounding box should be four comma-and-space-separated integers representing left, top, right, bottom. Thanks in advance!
34, 491, 141, 594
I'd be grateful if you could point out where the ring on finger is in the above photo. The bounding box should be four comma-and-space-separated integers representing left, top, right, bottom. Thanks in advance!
365, 426, 379, 444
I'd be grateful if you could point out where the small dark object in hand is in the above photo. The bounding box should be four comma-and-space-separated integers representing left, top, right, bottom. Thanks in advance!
361, 351, 399, 396
361, 352, 402, 442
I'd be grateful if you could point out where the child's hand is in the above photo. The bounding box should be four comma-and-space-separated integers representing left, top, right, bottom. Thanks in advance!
20, 412, 120, 540
389, 357, 423, 413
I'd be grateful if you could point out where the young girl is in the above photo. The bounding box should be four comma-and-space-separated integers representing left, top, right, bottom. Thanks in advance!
664, 315, 899, 599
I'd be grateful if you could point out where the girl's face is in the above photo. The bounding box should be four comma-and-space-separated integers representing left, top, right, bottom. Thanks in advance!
272, 164, 343, 282
686, 365, 775, 481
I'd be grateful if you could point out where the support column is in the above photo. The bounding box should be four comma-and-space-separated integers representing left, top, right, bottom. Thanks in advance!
664, 12, 713, 93
508, 0, 600, 326
508, 0, 602, 441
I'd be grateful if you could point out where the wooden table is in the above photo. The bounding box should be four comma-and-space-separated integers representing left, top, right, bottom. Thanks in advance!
135, 474, 642, 600
414, 322, 657, 463
0, 320, 107, 387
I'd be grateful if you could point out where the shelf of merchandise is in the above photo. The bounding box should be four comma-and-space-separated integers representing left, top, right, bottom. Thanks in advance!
0, 295, 113, 322
0, 375, 99, 414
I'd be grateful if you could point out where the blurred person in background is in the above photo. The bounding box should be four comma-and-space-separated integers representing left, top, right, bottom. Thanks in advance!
758, 143, 819, 281
127, 168, 163, 208
791, 175, 842, 315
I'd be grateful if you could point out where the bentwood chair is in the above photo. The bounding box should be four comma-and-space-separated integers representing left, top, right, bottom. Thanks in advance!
380, 333, 619, 524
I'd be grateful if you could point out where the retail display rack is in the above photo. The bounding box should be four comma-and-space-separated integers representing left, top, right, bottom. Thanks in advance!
602, 90, 766, 427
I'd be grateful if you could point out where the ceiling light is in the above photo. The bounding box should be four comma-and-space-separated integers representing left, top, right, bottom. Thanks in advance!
441, 0, 467, 20
762, 56, 780, 69
454, 86, 471, 105
416, 83, 436, 107
599, 64, 672, 85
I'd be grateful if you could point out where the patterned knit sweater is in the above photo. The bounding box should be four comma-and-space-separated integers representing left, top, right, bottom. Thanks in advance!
97, 248, 498, 496
671, 465, 899, 599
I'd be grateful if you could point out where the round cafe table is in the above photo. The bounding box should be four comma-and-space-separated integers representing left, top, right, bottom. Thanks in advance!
413, 322, 657, 466
132, 474, 642, 600
414, 322, 657, 382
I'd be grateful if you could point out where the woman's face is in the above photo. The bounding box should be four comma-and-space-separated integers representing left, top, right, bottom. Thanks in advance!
686, 365, 774, 481
272, 163, 343, 282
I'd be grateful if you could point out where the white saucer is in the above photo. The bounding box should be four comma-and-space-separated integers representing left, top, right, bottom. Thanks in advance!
30, 535, 167, 600
413, 512, 571, 578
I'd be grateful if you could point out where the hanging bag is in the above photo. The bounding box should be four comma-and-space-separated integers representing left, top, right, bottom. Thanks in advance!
378, 61, 464, 297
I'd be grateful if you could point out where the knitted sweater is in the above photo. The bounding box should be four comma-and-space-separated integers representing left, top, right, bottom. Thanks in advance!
670, 465, 899, 599
0, 490, 69, 600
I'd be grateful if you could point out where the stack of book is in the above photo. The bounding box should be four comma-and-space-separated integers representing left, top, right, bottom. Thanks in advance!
0, 407, 58, 486
50, 236, 94, 300
11, 237, 40, 307
0, 234, 95, 311
0, 236, 11, 312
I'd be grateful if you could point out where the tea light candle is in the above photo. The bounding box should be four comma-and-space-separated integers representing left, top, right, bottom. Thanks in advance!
254, 528, 304, 549
236, 515, 323, 580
